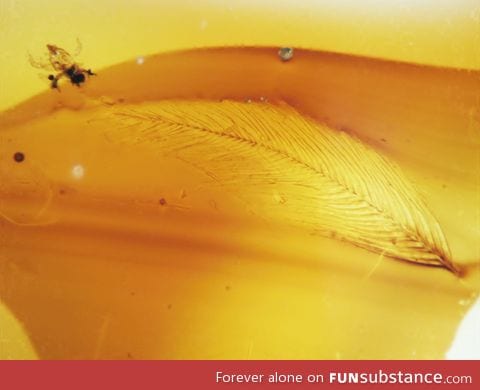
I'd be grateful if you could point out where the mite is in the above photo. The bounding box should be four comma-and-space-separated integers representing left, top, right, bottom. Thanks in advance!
29, 39, 95, 89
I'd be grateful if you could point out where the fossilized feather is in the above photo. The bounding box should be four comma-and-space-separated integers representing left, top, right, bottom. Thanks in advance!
108, 100, 458, 273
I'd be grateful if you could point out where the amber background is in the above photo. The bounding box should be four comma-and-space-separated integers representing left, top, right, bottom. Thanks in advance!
0, 0, 479, 359
1, 0, 479, 112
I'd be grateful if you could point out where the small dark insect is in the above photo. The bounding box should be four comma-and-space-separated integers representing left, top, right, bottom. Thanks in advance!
29, 39, 95, 90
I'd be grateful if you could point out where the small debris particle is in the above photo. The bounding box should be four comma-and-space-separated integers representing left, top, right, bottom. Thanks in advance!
273, 192, 286, 204
136, 56, 145, 65
159, 198, 167, 206
167, 304, 172, 310
59, 189, 66, 195
278, 47, 294, 62
225, 285, 231, 291
13, 152, 25, 162
130, 291, 136, 296
100, 96, 116, 106
259, 96, 268, 102
380, 138, 387, 143
180, 189, 187, 199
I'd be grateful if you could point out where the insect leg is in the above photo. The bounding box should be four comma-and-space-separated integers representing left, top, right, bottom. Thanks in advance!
74, 37, 82, 57
48, 72, 64, 90
28, 53, 51, 70
79, 67, 96, 76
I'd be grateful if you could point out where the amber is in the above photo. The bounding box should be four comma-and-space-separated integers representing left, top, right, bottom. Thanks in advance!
1, 46, 479, 359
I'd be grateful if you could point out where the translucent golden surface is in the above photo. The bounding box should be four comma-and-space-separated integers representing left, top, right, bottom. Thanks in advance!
0, 47, 479, 359
1, 0, 479, 111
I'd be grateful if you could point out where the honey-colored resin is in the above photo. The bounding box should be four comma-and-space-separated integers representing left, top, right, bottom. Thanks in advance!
0, 47, 479, 359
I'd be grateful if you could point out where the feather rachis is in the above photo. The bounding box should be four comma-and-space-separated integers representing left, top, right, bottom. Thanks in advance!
109, 100, 459, 273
